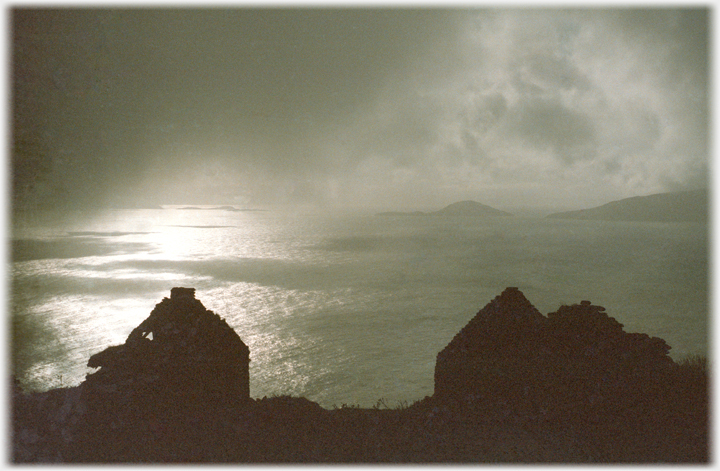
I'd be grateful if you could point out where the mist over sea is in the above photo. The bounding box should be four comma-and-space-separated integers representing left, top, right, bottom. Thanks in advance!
11, 208, 708, 408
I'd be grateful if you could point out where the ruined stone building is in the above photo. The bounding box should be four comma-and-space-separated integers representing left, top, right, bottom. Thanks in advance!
84, 287, 250, 410
434, 287, 674, 410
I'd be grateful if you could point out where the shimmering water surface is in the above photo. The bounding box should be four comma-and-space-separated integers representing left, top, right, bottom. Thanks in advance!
11, 208, 708, 408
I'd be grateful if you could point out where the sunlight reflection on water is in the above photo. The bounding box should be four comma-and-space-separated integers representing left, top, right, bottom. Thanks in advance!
11, 209, 709, 407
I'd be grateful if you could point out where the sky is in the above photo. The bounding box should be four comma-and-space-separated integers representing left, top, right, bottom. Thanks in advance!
10, 7, 710, 214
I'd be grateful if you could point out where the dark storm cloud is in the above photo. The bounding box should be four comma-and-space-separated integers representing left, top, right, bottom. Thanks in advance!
608, 8, 709, 86
511, 98, 596, 164
12, 8, 462, 210
11, 7, 709, 213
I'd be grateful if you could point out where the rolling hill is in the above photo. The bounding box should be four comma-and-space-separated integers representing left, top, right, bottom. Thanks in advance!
547, 189, 708, 223
377, 200, 512, 217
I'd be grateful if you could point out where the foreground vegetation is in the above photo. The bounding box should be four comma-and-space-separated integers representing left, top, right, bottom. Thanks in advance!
12, 354, 707, 463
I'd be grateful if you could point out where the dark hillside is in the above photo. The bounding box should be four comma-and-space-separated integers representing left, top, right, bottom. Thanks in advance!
547, 189, 708, 222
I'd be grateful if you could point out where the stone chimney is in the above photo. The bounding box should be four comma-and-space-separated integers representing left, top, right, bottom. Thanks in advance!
170, 287, 196, 300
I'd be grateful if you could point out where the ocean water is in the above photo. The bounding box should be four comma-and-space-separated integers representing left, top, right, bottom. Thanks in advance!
11, 208, 708, 408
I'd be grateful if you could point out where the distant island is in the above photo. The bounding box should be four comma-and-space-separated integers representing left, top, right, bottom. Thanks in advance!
176, 206, 267, 212
377, 200, 512, 217
547, 189, 708, 223
109, 203, 164, 210
107, 204, 267, 212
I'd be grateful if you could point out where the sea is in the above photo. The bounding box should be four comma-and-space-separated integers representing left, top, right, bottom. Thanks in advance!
10, 207, 709, 408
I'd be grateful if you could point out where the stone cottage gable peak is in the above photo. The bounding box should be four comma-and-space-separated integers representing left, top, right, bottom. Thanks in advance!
439, 287, 545, 357
467, 287, 544, 328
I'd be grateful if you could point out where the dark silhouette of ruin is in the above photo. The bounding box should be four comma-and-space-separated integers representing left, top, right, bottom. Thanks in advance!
12, 287, 708, 463
83, 287, 250, 413
435, 287, 545, 402
434, 287, 676, 415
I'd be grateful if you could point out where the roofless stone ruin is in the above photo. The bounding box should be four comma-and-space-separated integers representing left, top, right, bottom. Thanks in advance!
83, 287, 250, 411
434, 287, 674, 412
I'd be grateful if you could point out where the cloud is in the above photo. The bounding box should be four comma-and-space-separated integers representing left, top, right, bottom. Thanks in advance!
508, 98, 596, 164
327, 8, 710, 209
11, 8, 709, 213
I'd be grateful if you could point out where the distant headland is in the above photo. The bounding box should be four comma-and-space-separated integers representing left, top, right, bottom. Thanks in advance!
108, 204, 268, 212
377, 200, 512, 217
547, 189, 708, 223
12, 287, 707, 463
175, 205, 267, 212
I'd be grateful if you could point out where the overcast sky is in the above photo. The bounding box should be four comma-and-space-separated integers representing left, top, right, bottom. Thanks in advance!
11, 7, 709, 214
